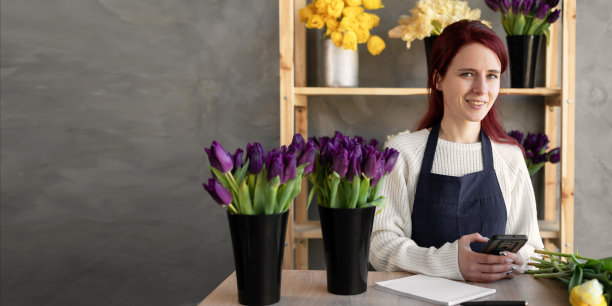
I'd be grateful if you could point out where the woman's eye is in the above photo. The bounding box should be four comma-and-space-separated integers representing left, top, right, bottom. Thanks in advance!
460, 72, 473, 77
487, 74, 499, 79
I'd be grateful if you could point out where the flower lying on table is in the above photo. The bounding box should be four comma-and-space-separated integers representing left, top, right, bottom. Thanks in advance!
508, 130, 560, 176
307, 131, 399, 209
203, 135, 315, 214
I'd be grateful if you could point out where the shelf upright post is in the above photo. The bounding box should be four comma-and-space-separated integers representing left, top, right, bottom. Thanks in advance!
280, 0, 296, 269
560, 0, 576, 254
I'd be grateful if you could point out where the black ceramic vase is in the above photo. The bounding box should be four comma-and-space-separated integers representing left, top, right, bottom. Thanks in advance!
227, 211, 289, 305
507, 35, 542, 88
318, 205, 376, 295
424, 35, 439, 74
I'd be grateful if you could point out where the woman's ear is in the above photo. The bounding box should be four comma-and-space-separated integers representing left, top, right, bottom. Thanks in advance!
434, 71, 442, 91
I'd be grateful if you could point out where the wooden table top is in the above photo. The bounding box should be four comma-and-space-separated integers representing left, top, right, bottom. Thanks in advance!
200, 270, 569, 305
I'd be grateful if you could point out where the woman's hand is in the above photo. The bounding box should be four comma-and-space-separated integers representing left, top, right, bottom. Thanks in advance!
457, 233, 523, 282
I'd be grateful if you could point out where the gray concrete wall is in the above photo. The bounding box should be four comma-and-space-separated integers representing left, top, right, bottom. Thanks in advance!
1, 0, 610, 305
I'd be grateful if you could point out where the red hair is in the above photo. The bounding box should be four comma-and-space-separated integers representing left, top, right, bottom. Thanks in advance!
416, 20, 521, 150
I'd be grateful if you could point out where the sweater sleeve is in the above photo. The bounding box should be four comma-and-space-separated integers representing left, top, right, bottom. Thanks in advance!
369, 141, 464, 280
501, 146, 545, 268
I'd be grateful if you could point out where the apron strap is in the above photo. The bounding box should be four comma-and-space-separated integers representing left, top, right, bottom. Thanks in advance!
420, 123, 441, 174
420, 123, 495, 174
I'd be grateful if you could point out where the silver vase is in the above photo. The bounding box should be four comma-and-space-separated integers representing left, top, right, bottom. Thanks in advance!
323, 39, 358, 87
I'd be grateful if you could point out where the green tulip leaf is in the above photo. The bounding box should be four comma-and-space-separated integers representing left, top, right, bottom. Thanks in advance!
265, 176, 280, 214
253, 170, 267, 214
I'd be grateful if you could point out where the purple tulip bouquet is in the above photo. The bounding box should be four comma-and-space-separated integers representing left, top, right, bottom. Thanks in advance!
307, 132, 399, 210
202, 134, 315, 215
484, 0, 561, 43
508, 130, 560, 176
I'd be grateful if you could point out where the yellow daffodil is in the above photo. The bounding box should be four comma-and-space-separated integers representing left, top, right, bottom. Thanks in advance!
355, 28, 370, 44
339, 16, 360, 32
327, 0, 345, 18
367, 35, 385, 55
325, 18, 339, 35
299, 5, 314, 23
330, 31, 344, 47
342, 6, 364, 18
363, 0, 384, 10
343, 31, 358, 50
306, 14, 325, 29
344, 0, 361, 7
569, 279, 607, 306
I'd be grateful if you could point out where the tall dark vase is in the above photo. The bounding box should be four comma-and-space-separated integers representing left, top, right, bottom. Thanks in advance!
227, 211, 289, 305
318, 205, 376, 295
507, 35, 542, 88
424, 35, 438, 74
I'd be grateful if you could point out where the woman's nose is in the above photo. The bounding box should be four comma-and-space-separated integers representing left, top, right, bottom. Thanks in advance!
472, 76, 487, 94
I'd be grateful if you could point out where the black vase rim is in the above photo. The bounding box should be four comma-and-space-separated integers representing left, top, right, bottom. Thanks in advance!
318, 205, 376, 212
226, 210, 289, 217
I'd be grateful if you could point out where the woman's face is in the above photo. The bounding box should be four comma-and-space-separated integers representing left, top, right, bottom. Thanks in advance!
436, 43, 501, 125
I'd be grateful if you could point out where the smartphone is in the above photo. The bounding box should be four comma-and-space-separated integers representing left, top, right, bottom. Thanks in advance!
481, 234, 528, 254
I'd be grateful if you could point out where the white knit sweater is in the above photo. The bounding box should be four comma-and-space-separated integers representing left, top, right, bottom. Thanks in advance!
369, 129, 544, 280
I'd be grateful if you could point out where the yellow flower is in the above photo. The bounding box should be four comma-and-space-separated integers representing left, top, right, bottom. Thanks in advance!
344, 0, 361, 7
363, 0, 384, 10
330, 31, 344, 47
342, 6, 364, 18
325, 18, 339, 35
355, 28, 370, 43
327, 0, 345, 18
299, 5, 314, 23
342, 31, 358, 50
306, 14, 325, 29
367, 35, 385, 55
338, 16, 360, 32
569, 279, 607, 306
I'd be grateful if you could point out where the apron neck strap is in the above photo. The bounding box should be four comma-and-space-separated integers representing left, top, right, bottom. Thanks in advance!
420, 122, 494, 174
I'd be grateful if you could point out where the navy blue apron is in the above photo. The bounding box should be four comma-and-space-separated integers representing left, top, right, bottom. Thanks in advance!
411, 123, 507, 252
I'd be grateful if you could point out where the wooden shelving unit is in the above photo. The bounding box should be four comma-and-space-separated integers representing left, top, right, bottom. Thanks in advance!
279, 0, 575, 270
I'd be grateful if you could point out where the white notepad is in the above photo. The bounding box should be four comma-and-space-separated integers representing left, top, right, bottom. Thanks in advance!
375, 274, 496, 305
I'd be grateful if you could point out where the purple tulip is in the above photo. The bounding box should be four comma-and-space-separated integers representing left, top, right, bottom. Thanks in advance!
298, 141, 316, 175
548, 148, 560, 163
526, 151, 535, 159
368, 138, 379, 149
205, 141, 234, 174
332, 148, 349, 178
521, 0, 534, 14
371, 162, 385, 187
246, 143, 265, 174
362, 147, 382, 179
321, 142, 337, 168
353, 136, 366, 146
523, 133, 540, 152
535, 134, 549, 152
512, 0, 521, 14
508, 130, 525, 145
383, 148, 399, 175
346, 146, 363, 181
535, 3, 550, 19
499, 0, 511, 14
485, 0, 500, 12
282, 153, 296, 184
232, 148, 244, 173
533, 153, 547, 164
203, 178, 233, 206
266, 150, 283, 182
546, 9, 560, 23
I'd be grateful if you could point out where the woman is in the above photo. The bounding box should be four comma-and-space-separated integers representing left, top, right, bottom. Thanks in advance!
369, 20, 544, 282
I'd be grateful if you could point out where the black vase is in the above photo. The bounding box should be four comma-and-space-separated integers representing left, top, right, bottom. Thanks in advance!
227, 211, 289, 305
424, 36, 438, 74
507, 35, 542, 88
318, 205, 376, 295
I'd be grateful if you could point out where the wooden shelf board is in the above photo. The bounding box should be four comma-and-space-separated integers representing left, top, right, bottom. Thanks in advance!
293, 87, 561, 96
